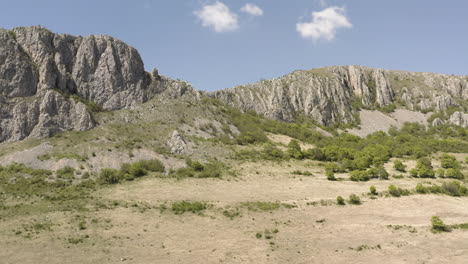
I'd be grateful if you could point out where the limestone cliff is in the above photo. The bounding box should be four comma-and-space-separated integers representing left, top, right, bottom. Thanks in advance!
211, 66, 468, 127
0, 26, 196, 142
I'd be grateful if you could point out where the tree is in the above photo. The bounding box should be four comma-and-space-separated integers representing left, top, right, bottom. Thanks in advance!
393, 160, 406, 172
287, 139, 304, 159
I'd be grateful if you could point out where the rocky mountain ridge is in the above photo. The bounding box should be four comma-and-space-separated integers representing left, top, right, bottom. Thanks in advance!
211, 66, 468, 127
0, 26, 196, 142
1, 26, 467, 144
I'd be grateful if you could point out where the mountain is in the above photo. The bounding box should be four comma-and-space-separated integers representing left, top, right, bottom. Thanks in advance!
0, 26, 196, 142
1, 26, 467, 145
211, 66, 468, 127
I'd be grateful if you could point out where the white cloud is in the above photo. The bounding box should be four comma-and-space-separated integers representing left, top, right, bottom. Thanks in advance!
296, 7, 352, 41
194, 2, 239, 33
241, 3, 263, 16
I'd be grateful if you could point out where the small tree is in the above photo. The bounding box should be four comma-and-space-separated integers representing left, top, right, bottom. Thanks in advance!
287, 139, 304, 160
393, 160, 406, 172
388, 185, 401, 197
337, 196, 345, 205
349, 194, 361, 205
326, 170, 336, 181
431, 216, 451, 233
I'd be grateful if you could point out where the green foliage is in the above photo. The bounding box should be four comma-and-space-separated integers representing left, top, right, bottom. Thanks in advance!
431, 216, 451, 233
393, 160, 406, 172
170, 161, 224, 179
291, 170, 313, 176
370, 186, 377, 195
287, 139, 304, 159
56, 167, 75, 179
435, 168, 445, 178
380, 104, 396, 113
98, 168, 123, 185
7, 30, 17, 40
326, 170, 336, 181
336, 196, 346, 205
241, 201, 282, 211
411, 158, 435, 178
414, 181, 467, 197
171, 201, 207, 214
350, 170, 369, 182
445, 168, 464, 180
388, 185, 410, 197
440, 153, 460, 169
348, 194, 361, 205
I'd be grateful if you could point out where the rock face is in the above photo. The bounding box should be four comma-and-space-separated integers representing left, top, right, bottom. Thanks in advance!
166, 130, 190, 154
0, 26, 196, 142
212, 66, 468, 126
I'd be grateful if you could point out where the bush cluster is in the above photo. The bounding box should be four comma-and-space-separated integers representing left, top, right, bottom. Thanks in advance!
169, 160, 225, 179
98, 159, 165, 184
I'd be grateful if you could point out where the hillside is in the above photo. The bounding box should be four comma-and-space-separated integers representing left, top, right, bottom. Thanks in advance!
1, 26, 468, 264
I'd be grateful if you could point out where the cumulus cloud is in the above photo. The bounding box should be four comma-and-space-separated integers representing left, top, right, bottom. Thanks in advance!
194, 1, 239, 33
296, 7, 352, 41
240, 3, 263, 16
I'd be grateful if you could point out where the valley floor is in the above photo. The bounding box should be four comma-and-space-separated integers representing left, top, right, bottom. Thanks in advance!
1, 159, 468, 264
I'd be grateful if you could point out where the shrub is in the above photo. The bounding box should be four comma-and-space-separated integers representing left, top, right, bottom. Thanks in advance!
388, 185, 400, 197
288, 139, 304, 159
445, 168, 464, 180
431, 216, 451, 233
388, 185, 410, 197
409, 168, 418, 178
56, 167, 75, 179
441, 181, 467, 197
370, 186, 377, 195
98, 168, 123, 184
326, 170, 336, 181
435, 168, 445, 178
189, 161, 204, 171
337, 196, 346, 205
416, 183, 427, 194
376, 166, 389, 180
440, 154, 460, 169
171, 201, 207, 214
139, 159, 165, 172
350, 170, 369, 182
393, 160, 406, 172
349, 194, 361, 205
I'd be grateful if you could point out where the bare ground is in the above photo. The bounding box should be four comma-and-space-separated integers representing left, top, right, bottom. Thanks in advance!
1, 159, 467, 264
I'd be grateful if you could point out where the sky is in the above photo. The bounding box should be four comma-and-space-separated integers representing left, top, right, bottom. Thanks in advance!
1, 0, 467, 91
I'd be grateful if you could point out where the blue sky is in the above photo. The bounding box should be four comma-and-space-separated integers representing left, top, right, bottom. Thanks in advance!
1, 0, 467, 91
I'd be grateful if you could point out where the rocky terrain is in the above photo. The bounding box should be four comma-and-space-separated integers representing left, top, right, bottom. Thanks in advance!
0, 26, 196, 142
212, 66, 468, 126
1, 26, 468, 264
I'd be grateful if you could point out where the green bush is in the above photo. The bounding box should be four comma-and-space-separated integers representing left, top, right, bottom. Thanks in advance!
435, 168, 445, 178
98, 168, 123, 185
409, 168, 418, 177
337, 196, 345, 205
171, 201, 207, 214
440, 154, 460, 169
326, 170, 336, 181
388, 185, 411, 197
416, 183, 426, 194
370, 186, 377, 195
445, 168, 464, 180
56, 167, 75, 179
431, 216, 451, 233
189, 161, 204, 171
350, 170, 369, 182
287, 139, 304, 159
393, 160, 406, 172
349, 194, 361, 205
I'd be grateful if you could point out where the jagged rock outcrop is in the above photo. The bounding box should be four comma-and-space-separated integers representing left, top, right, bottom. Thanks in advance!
166, 130, 190, 154
212, 66, 468, 126
0, 26, 197, 142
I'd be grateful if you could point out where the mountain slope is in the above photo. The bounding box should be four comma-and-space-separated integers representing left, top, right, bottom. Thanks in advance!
0, 26, 196, 142
211, 66, 468, 127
